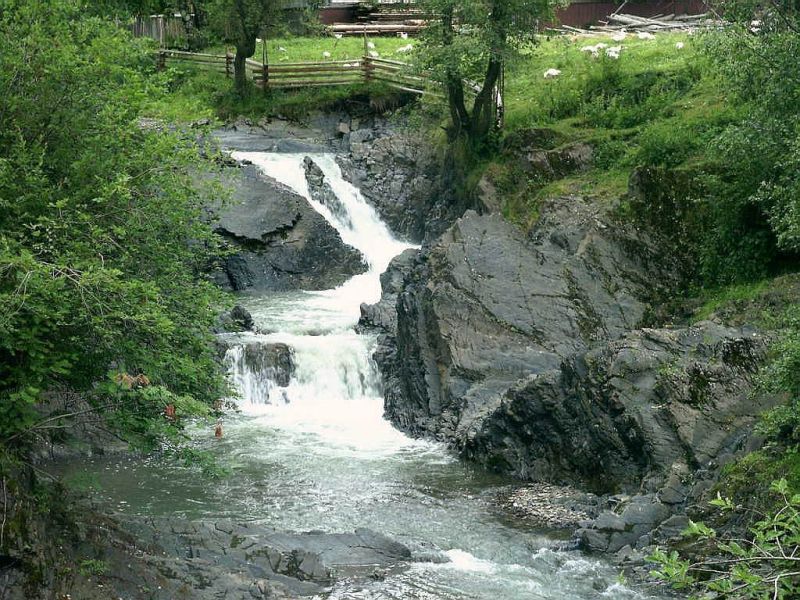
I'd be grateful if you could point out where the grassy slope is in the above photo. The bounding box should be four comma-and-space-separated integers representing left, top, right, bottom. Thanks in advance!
489, 31, 739, 227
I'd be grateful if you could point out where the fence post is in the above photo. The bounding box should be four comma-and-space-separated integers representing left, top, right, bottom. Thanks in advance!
156, 50, 166, 71
225, 49, 232, 79
262, 41, 268, 94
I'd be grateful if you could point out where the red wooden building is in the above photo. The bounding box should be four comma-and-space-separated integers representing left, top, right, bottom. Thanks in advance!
320, 0, 710, 29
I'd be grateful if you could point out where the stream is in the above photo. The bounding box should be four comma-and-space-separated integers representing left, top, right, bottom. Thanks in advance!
64, 152, 657, 599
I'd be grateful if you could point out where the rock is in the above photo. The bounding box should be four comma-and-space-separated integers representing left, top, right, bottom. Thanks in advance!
370, 201, 678, 473
521, 142, 594, 180
579, 528, 610, 553
224, 341, 296, 401
213, 162, 367, 292
340, 117, 466, 242
654, 515, 691, 542
358, 248, 419, 334
475, 174, 501, 214
621, 497, 671, 527
595, 511, 626, 532
303, 156, 352, 228
261, 529, 412, 584
367, 198, 777, 502
216, 305, 255, 333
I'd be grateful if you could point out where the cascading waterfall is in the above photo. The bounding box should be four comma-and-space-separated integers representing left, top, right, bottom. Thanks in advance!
221, 152, 416, 451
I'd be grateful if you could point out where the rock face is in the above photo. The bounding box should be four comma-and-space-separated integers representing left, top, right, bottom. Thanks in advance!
372, 199, 678, 443
303, 157, 352, 228
214, 162, 367, 292
366, 197, 776, 511
340, 119, 468, 242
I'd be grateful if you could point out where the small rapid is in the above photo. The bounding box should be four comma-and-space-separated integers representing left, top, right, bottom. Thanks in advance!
62, 151, 658, 599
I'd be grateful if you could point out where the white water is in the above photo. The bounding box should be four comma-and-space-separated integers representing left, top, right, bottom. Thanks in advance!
222, 152, 420, 454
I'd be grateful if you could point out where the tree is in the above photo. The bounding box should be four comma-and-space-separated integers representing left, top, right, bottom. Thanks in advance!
0, 0, 229, 448
208, 0, 279, 93
418, 0, 553, 149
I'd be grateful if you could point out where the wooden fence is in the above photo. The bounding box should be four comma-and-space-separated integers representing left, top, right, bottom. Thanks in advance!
158, 49, 431, 95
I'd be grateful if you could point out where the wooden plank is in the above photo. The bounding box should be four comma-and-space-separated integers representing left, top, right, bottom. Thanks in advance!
258, 77, 363, 86
263, 59, 361, 67
265, 81, 365, 89
266, 65, 363, 74
367, 57, 410, 67
161, 50, 228, 60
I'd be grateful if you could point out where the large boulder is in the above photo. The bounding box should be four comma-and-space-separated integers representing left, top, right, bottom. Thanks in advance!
368, 198, 774, 496
214, 163, 367, 292
375, 199, 678, 443
260, 529, 412, 584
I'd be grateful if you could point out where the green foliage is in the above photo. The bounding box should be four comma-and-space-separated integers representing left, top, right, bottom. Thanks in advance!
78, 559, 109, 577
649, 480, 800, 599
417, 0, 555, 148
0, 1, 229, 447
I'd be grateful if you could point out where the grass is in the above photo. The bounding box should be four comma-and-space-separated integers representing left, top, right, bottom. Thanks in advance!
257, 35, 415, 63
473, 31, 739, 227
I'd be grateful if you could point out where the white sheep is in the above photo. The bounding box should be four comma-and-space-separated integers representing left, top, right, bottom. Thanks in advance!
396, 44, 414, 53
278, 47, 287, 53
334, 33, 343, 39
543, 68, 561, 79
637, 31, 656, 40
322, 51, 331, 58
612, 31, 627, 42
675, 41, 685, 49
369, 50, 380, 58
605, 45, 622, 59
581, 45, 600, 58
367, 41, 376, 50
399, 32, 409, 39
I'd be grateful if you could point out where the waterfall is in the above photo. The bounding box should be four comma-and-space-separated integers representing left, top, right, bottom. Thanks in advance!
221, 152, 415, 451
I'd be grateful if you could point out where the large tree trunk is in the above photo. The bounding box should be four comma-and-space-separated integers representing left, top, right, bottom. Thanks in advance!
441, 5, 469, 141
234, 38, 257, 94
469, 55, 503, 145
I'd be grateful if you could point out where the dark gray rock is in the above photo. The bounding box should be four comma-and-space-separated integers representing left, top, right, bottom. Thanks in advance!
358, 248, 419, 334
340, 119, 467, 242
215, 305, 255, 333
368, 198, 778, 543
373, 200, 678, 454
303, 156, 352, 228
261, 528, 412, 584
595, 511, 626, 532
214, 163, 367, 292
223, 341, 296, 393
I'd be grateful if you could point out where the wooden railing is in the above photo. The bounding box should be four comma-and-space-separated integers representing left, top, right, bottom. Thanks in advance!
158, 49, 430, 95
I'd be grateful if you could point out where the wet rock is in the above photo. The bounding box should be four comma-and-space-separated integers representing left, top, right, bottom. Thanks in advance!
239, 342, 296, 388
261, 529, 412, 584
358, 248, 419, 334
371, 200, 679, 463
340, 118, 466, 242
216, 305, 255, 333
303, 156, 352, 228
366, 195, 779, 553
213, 162, 367, 292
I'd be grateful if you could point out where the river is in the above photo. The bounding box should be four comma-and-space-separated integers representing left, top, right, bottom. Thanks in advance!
67, 151, 657, 599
